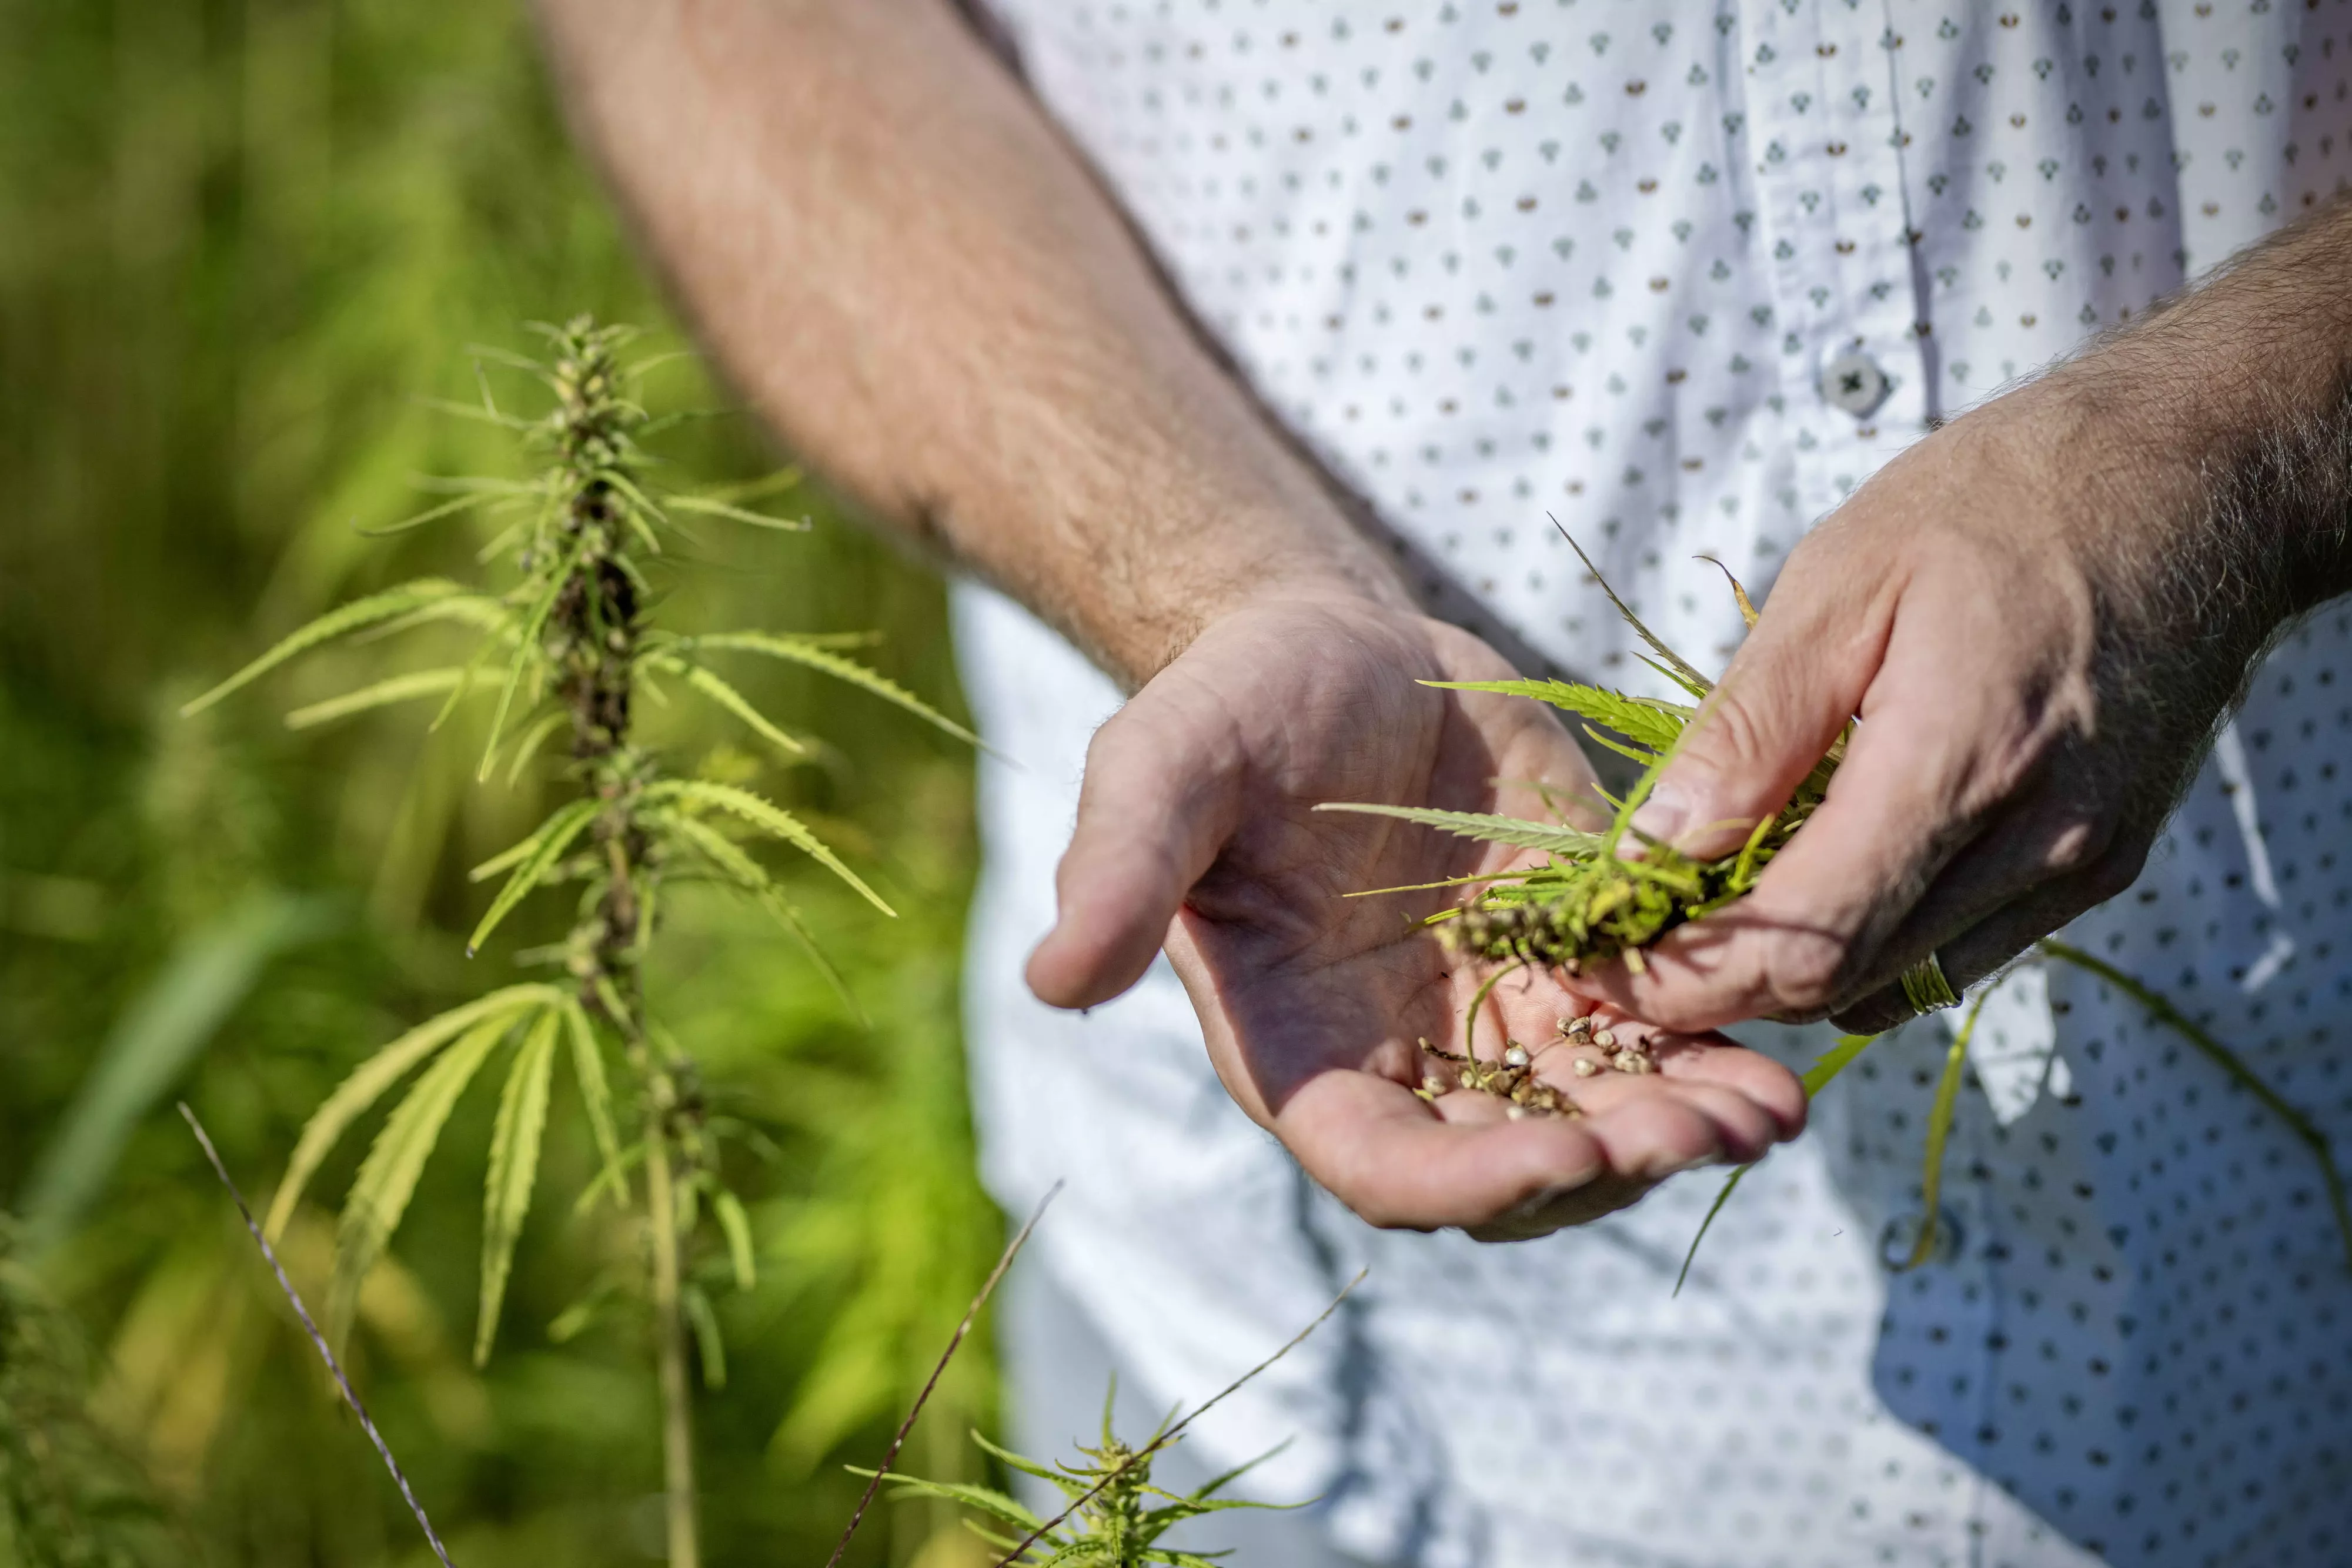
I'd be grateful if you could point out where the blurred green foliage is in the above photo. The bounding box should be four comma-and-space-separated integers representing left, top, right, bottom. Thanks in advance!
1, 1, 997, 1563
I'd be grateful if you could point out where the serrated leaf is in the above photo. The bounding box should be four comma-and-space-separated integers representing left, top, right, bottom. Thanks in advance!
969, 1432, 1077, 1487
657, 812, 862, 1018
476, 1007, 559, 1365
645, 654, 806, 755
285, 668, 475, 730
689, 631, 981, 747
1421, 677, 1689, 751
865, 1472, 1043, 1531
712, 1188, 755, 1292
643, 780, 893, 915
557, 1000, 628, 1207
1311, 802, 1600, 857
180, 579, 475, 715
467, 799, 600, 954
329, 1012, 512, 1343
265, 984, 560, 1241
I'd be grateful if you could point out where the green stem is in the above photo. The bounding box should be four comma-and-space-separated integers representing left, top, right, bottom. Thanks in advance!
2038, 937, 2352, 1272
643, 1072, 700, 1568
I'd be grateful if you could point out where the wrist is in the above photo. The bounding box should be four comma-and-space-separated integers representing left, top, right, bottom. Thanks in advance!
2013, 347, 2352, 645
1054, 498, 1418, 688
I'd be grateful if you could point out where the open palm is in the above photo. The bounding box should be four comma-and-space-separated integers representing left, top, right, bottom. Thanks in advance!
1025, 596, 1806, 1239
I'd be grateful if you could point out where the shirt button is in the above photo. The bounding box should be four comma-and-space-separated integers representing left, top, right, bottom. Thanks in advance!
1822, 350, 1889, 417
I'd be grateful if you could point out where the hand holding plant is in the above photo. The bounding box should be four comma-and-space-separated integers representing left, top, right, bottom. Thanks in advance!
1027, 592, 1807, 1241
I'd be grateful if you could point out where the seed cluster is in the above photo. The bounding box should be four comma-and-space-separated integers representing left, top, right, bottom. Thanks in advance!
1414, 1013, 1661, 1119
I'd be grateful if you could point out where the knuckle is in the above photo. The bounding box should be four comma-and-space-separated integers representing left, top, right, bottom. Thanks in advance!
2038, 811, 2117, 875
1759, 932, 1853, 1016
1687, 688, 1775, 771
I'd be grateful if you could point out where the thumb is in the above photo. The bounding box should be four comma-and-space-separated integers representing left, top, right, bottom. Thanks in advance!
1024, 683, 1246, 1009
1629, 569, 1887, 860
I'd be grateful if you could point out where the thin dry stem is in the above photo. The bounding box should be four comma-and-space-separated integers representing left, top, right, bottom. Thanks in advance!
178, 1102, 457, 1568
824, 1182, 1063, 1568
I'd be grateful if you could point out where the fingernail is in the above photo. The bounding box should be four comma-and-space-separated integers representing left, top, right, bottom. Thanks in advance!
1622, 780, 1692, 858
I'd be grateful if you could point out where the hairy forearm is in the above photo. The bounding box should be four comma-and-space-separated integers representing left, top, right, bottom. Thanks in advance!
2037, 195, 2352, 632
533, 0, 1407, 684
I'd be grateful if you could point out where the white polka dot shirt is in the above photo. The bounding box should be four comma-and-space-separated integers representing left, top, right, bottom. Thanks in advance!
953, 5, 2352, 1565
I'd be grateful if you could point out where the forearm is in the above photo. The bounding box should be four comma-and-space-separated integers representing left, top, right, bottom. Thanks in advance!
2025, 195, 2352, 638
533, 0, 1407, 685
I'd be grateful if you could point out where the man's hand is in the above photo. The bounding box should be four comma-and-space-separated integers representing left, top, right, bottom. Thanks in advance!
1574, 221, 2352, 1034
1027, 593, 1807, 1237
538, 0, 1805, 1238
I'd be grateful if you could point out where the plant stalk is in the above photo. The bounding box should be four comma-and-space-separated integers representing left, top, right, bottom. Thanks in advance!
642, 1078, 700, 1568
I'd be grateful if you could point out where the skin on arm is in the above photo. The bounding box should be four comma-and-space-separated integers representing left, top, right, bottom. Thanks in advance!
533, 0, 1807, 1235
1576, 196, 2352, 1035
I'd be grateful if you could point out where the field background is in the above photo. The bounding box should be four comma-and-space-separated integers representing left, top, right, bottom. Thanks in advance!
0, 2, 1000, 1563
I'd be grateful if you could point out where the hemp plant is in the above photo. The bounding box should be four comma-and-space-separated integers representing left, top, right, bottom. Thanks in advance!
871, 1399, 1289, 1568
181, 316, 973, 1567
1324, 536, 2352, 1286
1321, 536, 1815, 984
853, 1275, 1355, 1568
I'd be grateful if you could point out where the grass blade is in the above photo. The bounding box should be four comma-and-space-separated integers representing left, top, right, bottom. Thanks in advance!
20, 894, 332, 1252
2039, 937, 2352, 1269
266, 984, 560, 1241
476, 1007, 559, 1364
1898, 990, 1993, 1272
684, 1284, 727, 1389
1674, 1032, 1882, 1296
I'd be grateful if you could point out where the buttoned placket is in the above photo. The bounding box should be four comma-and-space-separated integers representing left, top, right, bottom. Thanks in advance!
1738, 0, 1928, 522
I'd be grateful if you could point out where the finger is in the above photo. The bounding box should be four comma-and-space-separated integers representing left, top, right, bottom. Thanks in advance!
1578, 1079, 1782, 1167
1025, 681, 1245, 1009
1830, 844, 2147, 1034
1274, 1068, 1612, 1231
1622, 1018, 1812, 1137
1627, 529, 1898, 860
1814, 781, 2120, 1014
1580, 644, 2041, 1030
